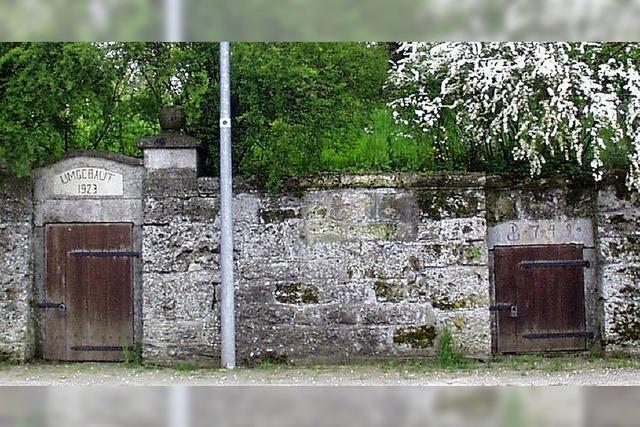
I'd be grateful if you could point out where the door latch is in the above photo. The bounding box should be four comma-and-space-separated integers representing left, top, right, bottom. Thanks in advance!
35, 302, 66, 311
489, 304, 518, 317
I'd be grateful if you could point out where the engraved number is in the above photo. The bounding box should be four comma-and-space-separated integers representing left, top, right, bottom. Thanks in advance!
77, 184, 98, 195
507, 223, 520, 241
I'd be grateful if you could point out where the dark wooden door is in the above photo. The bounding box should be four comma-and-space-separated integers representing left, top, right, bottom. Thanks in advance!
494, 245, 587, 353
44, 223, 134, 361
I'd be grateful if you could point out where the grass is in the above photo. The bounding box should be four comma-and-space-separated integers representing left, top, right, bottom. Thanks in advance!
437, 326, 469, 369
175, 363, 198, 372
321, 108, 437, 173
121, 342, 143, 367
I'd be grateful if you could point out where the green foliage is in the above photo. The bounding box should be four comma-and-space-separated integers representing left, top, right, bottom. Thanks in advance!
321, 108, 437, 173
436, 326, 468, 369
0, 43, 156, 175
0, 42, 389, 188
122, 342, 143, 366
175, 363, 197, 372
229, 42, 388, 188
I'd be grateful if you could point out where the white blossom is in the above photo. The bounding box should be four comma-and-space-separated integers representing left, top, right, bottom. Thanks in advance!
387, 42, 640, 191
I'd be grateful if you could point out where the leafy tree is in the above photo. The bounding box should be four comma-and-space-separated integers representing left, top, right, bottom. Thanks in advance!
0, 43, 156, 175
0, 42, 389, 188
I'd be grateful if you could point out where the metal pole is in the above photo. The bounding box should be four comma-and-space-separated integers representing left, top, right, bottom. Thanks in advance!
168, 386, 189, 427
219, 42, 236, 369
165, 0, 183, 41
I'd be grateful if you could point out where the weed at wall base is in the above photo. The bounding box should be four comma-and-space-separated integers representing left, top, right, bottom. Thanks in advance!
437, 326, 468, 369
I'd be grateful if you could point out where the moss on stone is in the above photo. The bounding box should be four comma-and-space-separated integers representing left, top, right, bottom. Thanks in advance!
485, 192, 517, 224
415, 190, 448, 219
431, 294, 463, 310
609, 236, 640, 258
373, 280, 404, 303
274, 283, 320, 304
260, 208, 301, 223
393, 325, 437, 348
611, 302, 640, 343
366, 223, 398, 239
431, 292, 485, 310
407, 255, 421, 271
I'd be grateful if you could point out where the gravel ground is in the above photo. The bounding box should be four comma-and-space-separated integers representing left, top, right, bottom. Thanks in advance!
2, 362, 640, 385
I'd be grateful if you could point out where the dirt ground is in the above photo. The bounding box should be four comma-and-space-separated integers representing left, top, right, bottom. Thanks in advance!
2, 356, 640, 385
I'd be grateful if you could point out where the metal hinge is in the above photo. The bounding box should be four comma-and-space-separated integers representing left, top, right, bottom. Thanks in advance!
489, 304, 518, 317
34, 302, 66, 311
519, 260, 590, 269
69, 251, 140, 258
70, 345, 131, 352
522, 332, 594, 339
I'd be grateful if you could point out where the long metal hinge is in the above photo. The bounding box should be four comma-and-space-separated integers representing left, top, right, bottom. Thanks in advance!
489, 304, 518, 317
519, 260, 590, 269
69, 251, 140, 258
70, 345, 131, 352
34, 302, 66, 310
522, 332, 594, 339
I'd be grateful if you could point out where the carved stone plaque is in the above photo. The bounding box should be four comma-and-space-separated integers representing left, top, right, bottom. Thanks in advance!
52, 167, 124, 196
487, 218, 594, 249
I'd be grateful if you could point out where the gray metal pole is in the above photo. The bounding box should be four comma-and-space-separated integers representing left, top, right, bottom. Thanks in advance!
164, 0, 183, 41
219, 42, 236, 369
168, 386, 189, 427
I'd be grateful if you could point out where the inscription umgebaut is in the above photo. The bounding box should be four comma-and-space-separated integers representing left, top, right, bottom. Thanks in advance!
53, 167, 124, 196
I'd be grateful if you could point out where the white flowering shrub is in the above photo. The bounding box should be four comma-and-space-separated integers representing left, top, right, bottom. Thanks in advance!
387, 42, 640, 191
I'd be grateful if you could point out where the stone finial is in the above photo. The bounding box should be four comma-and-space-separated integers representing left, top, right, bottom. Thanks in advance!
137, 106, 201, 174
159, 106, 186, 132
137, 106, 200, 150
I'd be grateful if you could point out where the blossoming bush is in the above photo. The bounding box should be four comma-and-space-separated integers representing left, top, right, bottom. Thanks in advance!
387, 42, 640, 190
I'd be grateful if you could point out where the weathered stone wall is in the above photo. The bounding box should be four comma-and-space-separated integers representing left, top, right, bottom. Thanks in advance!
0, 173, 33, 361
597, 177, 640, 353
141, 171, 220, 365
485, 175, 597, 226
142, 173, 489, 366
2, 160, 639, 364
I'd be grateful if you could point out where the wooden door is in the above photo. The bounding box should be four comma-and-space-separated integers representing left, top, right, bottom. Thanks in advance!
44, 223, 134, 361
494, 245, 588, 353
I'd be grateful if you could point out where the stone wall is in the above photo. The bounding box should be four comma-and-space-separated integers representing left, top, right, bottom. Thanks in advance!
1, 160, 639, 364
142, 173, 490, 366
597, 176, 640, 353
0, 173, 33, 362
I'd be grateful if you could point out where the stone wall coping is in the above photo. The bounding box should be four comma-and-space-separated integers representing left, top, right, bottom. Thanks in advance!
137, 132, 201, 149
197, 172, 487, 193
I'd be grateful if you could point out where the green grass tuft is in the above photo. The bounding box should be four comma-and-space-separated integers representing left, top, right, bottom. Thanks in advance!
436, 326, 468, 369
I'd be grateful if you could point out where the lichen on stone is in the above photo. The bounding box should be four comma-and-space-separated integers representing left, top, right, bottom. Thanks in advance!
393, 325, 437, 348
373, 280, 404, 303
274, 283, 320, 304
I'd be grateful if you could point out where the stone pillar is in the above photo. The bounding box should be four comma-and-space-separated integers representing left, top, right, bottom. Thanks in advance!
137, 106, 201, 178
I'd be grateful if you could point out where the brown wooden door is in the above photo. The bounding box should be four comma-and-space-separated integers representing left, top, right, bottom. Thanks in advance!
44, 223, 134, 361
494, 245, 588, 353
